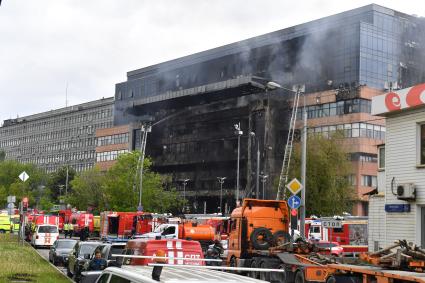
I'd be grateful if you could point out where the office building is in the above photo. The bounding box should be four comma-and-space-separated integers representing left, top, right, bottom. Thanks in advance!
111, 4, 424, 214
0, 98, 114, 173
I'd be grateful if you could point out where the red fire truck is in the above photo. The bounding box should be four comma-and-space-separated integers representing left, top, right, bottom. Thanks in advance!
57, 209, 72, 231
305, 217, 368, 255
100, 211, 154, 241
70, 212, 94, 236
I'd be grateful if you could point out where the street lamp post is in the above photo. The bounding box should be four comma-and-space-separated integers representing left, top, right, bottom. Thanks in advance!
181, 179, 190, 212
249, 132, 260, 199
234, 123, 243, 206
266, 81, 307, 238
137, 124, 151, 212
217, 177, 226, 214
259, 174, 269, 200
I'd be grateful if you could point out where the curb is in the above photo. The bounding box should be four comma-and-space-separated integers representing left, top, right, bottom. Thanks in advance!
33, 247, 74, 283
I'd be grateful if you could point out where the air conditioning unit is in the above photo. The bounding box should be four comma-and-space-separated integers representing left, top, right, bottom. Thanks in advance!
396, 183, 416, 200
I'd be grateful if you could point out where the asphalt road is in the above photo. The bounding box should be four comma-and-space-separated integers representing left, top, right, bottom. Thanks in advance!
35, 237, 75, 282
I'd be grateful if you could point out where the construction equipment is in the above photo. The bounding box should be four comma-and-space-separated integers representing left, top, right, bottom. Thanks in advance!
276, 85, 303, 200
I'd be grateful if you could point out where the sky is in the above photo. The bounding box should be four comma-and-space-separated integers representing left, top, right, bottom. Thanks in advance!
0, 1, 424, 125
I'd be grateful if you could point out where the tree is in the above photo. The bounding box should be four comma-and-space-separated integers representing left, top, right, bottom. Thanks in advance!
104, 152, 183, 212
0, 149, 5, 161
66, 167, 107, 213
46, 165, 76, 202
289, 133, 354, 216
0, 160, 48, 207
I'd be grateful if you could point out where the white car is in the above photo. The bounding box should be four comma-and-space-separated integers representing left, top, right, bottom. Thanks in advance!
31, 224, 59, 247
86, 266, 267, 283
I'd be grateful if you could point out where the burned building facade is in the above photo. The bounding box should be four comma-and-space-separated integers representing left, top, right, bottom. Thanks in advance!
113, 4, 425, 214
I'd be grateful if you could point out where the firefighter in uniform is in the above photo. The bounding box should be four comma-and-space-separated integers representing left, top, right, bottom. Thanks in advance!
64, 222, 71, 238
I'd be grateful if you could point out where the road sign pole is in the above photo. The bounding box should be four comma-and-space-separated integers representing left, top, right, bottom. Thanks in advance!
300, 95, 307, 239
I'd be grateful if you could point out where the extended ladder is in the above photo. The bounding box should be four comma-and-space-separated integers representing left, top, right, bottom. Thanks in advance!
276, 86, 302, 200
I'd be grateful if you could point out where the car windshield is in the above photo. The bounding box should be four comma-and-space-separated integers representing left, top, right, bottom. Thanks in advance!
38, 226, 58, 233
79, 244, 100, 256
57, 241, 76, 249
153, 225, 165, 233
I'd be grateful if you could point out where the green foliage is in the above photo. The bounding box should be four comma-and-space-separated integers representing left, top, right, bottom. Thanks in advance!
289, 133, 354, 216
46, 166, 76, 202
0, 149, 5, 161
66, 152, 182, 213
67, 167, 107, 213
0, 160, 48, 207
104, 152, 183, 213
38, 188, 55, 211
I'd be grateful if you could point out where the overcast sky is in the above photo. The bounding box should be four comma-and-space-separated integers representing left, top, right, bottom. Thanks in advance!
0, 1, 424, 125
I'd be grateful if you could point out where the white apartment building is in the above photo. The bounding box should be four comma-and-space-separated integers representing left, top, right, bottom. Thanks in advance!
369, 83, 425, 250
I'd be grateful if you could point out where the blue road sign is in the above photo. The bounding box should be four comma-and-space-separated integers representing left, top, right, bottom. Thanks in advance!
288, 195, 301, 209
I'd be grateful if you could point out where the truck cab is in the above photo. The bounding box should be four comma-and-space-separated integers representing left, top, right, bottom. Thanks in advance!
227, 199, 290, 263
139, 224, 178, 239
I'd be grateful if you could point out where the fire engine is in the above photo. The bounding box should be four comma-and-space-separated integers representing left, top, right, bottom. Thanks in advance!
305, 217, 368, 255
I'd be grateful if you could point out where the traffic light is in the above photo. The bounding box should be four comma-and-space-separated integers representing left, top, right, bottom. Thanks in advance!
22, 197, 28, 212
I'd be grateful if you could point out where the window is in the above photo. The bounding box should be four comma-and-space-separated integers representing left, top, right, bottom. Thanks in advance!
421, 124, 425, 165
378, 146, 385, 169
361, 175, 377, 187
109, 275, 131, 283
97, 273, 110, 283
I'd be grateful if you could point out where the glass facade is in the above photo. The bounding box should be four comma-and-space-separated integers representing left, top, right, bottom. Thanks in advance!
115, 4, 425, 126
297, 99, 371, 120
97, 133, 129, 147
96, 150, 129, 162
308, 122, 385, 140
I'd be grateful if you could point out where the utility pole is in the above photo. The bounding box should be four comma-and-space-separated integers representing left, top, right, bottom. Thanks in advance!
234, 123, 243, 206
181, 179, 190, 212
217, 177, 226, 214
138, 124, 151, 211
300, 92, 307, 239
250, 132, 260, 199
65, 164, 69, 196
259, 174, 268, 200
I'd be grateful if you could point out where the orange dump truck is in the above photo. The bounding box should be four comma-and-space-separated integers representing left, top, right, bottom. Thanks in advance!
227, 199, 425, 283
226, 199, 331, 282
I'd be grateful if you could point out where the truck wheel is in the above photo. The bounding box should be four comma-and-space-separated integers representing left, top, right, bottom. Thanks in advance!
250, 227, 273, 250
295, 270, 305, 283
249, 260, 258, 279
259, 261, 270, 281
326, 276, 337, 283
229, 256, 237, 273
270, 264, 286, 283
273, 230, 292, 246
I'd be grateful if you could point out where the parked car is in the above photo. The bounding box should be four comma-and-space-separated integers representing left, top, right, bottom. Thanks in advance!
67, 241, 103, 281
82, 242, 126, 271
31, 224, 59, 248
81, 265, 268, 283
49, 238, 78, 266
315, 241, 344, 257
